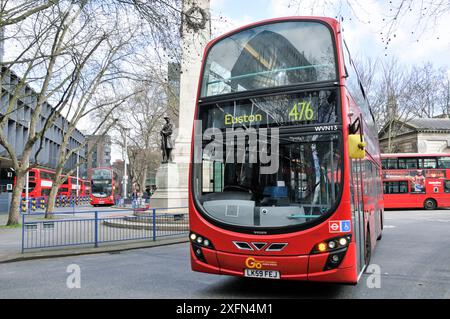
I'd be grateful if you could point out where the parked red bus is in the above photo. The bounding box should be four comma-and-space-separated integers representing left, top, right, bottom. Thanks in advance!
17, 168, 55, 198
189, 17, 383, 284
15, 168, 88, 199
58, 175, 72, 197
89, 167, 115, 206
381, 153, 450, 209
81, 180, 91, 197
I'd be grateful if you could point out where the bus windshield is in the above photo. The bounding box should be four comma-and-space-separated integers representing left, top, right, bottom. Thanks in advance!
194, 90, 343, 230
195, 133, 342, 229
92, 180, 112, 197
201, 21, 337, 98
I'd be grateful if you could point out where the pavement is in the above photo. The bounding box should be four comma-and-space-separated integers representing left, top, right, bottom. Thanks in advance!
0, 209, 449, 298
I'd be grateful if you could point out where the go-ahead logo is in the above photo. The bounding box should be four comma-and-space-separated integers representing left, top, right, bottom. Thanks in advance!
245, 257, 278, 269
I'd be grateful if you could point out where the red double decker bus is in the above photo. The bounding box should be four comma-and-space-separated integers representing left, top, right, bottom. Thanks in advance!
81, 180, 91, 197
58, 176, 80, 197
89, 167, 115, 206
189, 17, 383, 284
381, 153, 450, 209
18, 168, 55, 198
16, 169, 88, 200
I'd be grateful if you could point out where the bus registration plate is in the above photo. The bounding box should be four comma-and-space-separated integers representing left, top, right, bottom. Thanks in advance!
244, 269, 280, 279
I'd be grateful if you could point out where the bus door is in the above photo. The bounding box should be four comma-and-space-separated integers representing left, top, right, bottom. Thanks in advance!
350, 158, 365, 274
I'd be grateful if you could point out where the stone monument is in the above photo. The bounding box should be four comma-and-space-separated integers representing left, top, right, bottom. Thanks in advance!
160, 117, 174, 163
150, 0, 211, 208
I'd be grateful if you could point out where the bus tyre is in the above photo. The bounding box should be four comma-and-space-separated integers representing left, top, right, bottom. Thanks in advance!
424, 199, 437, 210
365, 229, 371, 267
377, 212, 383, 241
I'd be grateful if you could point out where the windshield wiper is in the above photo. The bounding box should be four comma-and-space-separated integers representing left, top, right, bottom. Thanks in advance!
288, 214, 321, 219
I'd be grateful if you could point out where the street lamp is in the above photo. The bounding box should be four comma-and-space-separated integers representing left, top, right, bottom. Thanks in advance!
122, 127, 131, 199
76, 149, 79, 198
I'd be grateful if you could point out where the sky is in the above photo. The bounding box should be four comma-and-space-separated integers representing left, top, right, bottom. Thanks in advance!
209, 0, 450, 71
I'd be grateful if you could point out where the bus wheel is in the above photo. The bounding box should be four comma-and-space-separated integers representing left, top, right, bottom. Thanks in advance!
377, 211, 383, 241
424, 199, 437, 210
365, 229, 371, 267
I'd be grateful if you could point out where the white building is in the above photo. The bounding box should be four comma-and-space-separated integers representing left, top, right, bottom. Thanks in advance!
379, 118, 450, 154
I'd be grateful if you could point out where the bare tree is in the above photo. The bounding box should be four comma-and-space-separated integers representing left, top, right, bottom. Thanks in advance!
287, 0, 450, 48
354, 56, 450, 152
107, 80, 167, 194
42, 4, 153, 215
378, 0, 450, 45
1, 1, 94, 225
0, 0, 185, 225
0, 0, 59, 28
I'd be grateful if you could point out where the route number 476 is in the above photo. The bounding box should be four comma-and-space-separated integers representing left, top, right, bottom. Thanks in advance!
289, 101, 314, 121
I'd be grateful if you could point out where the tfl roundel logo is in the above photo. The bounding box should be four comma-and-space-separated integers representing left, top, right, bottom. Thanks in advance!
329, 220, 351, 233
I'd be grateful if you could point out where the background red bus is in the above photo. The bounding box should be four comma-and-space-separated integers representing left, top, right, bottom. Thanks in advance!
189, 17, 383, 284
17, 168, 55, 198
59, 176, 83, 197
81, 180, 91, 197
89, 167, 115, 206
381, 153, 450, 209
15, 168, 90, 199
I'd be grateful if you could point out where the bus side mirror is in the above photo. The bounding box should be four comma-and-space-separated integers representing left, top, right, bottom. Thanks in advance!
348, 134, 366, 159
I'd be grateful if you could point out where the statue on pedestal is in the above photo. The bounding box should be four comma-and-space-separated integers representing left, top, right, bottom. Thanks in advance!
160, 117, 174, 163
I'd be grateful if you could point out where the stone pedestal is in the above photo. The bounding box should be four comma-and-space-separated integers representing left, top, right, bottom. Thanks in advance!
150, 163, 190, 208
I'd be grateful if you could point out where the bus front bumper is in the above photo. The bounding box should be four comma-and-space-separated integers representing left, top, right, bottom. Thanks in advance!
190, 243, 358, 284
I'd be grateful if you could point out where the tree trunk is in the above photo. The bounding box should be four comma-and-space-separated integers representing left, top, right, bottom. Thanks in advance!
45, 183, 60, 218
7, 172, 25, 226
140, 167, 148, 194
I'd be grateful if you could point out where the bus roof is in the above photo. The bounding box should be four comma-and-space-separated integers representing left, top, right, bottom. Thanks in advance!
206, 16, 339, 51
381, 153, 450, 158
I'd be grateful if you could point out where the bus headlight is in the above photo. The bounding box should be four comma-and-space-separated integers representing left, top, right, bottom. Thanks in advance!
324, 249, 348, 271
311, 235, 352, 254
190, 232, 215, 264
318, 243, 327, 252
189, 232, 214, 249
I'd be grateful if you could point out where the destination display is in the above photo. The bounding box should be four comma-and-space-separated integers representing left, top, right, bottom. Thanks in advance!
200, 89, 338, 130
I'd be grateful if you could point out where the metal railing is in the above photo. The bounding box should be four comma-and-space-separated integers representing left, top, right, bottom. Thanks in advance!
21, 207, 189, 252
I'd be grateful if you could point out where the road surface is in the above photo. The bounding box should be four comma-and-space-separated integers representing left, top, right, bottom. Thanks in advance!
0, 210, 449, 299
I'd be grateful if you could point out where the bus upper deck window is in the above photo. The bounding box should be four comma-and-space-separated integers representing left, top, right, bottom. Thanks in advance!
438, 157, 450, 169
419, 158, 437, 169
387, 159, 398, 169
